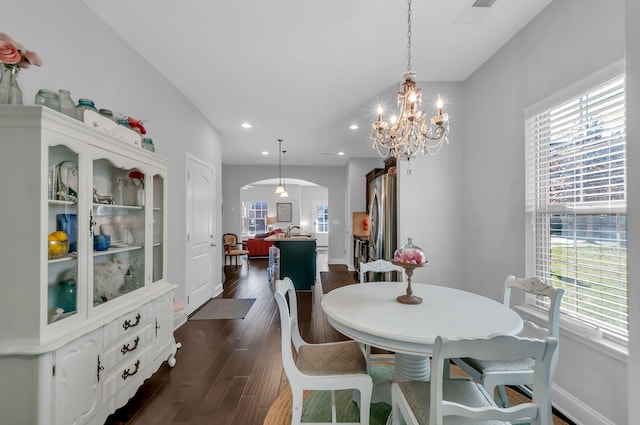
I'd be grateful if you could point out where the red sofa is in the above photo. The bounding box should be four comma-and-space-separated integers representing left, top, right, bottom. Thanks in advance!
246, 229, 283, 257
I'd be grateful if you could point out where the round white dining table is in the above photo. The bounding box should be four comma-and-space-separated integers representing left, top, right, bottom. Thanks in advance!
321, 282, 523, 386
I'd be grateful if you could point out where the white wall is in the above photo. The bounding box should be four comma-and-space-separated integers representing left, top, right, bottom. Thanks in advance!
4, 0, 223, 315
240, 184, 303, 232
395, 82, 465, 289
460, 0, 628, 423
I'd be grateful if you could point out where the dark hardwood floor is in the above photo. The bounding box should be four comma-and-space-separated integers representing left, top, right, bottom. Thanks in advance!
105, 254, 574, 425
105, 257, 303, 425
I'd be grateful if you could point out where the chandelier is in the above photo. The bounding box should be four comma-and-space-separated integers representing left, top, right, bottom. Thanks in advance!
274, 139, 288, 197
371, 0, 450, 160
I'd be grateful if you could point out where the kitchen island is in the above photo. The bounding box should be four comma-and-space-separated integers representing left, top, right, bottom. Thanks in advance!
266, 234, 317, 290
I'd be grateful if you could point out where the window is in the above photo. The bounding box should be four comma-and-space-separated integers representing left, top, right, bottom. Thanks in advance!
315, 202, 329, 233
525, 71, 627, 338
241, 201, 268, 236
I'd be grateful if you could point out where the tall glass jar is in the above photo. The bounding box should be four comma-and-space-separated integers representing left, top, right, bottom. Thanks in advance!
58, 89, 76, 118
0, 65, 22, 105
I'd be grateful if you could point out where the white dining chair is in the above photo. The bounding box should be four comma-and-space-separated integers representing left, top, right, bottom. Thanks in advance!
274, 277, 373, 425
358, 259, 406, 284
392, 334, 558, 425
451, 275, 564, 405
358, 259, 406, 372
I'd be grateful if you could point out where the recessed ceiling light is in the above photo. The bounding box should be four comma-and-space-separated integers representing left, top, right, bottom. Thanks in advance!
338, 152, 345, 156
241, 122, 252, 128
349, 124, 359, 130
261, 151, 269, 155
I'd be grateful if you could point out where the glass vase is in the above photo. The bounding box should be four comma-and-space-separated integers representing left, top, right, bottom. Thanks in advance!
136, 187, 145, 207
0, 65, 23, 105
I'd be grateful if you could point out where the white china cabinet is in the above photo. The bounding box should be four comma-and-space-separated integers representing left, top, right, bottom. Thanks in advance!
0, 106, 178, 425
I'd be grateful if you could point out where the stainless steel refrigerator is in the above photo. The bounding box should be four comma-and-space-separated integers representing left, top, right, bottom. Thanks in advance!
368, 172, 397, 261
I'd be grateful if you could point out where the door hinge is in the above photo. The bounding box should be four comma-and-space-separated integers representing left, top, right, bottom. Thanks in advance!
52, 365, 55, 377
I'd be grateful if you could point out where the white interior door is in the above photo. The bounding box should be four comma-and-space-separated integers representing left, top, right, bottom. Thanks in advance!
185, 155, 216, 315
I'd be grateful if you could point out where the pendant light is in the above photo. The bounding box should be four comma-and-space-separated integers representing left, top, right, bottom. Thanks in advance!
275, 139, 285, 194
280, 149, 289, 198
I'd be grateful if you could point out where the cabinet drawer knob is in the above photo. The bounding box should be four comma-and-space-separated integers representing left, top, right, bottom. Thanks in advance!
121, 336, 140, 355
121, 359, 140, 381
122, 313, 141, 330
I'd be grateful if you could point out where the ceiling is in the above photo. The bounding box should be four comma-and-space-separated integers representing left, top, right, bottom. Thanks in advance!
84, 0, 551, 167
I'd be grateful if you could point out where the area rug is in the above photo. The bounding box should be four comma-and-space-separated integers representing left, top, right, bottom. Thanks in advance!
189, 298, 256, 320
263, 363, 393, 425
263, 363, 570, 425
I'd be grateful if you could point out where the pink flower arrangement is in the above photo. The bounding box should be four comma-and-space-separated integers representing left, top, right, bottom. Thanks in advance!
0, 32, 43, 69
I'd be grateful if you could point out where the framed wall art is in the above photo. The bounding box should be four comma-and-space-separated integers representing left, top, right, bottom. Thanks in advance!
277, 203, 292, 222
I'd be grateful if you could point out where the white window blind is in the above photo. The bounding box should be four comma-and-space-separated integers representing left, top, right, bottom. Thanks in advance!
525, 75, 627, 337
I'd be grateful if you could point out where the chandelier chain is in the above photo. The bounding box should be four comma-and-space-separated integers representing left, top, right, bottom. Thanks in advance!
406, 0, 412, 71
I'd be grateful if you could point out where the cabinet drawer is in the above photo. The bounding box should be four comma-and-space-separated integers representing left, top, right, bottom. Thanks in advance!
102, 323, 153, 376
103, 303, 153, 347
102, 346, 151, 410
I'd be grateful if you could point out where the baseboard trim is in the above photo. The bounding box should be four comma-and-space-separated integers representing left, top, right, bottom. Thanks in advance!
551, 383, 617, 425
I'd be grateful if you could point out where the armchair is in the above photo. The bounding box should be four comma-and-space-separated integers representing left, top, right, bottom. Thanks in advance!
223, 233, 250, 265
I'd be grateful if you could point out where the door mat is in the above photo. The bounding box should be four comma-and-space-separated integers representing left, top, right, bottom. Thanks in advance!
189, 298, 256, 320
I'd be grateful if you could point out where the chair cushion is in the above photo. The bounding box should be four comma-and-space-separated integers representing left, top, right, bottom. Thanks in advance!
462, 357, 535, 372
396, 380, 508, 425
228, 249, 250, 255
296, 340, 367, 376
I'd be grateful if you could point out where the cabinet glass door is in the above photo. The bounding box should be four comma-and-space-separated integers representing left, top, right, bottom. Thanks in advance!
48, 145, 80, 324
152, 173, 164, 283
91, 158, 146, 307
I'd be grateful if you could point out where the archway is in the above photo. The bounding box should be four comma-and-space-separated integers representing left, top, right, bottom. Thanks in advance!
240, 178, 329, 247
